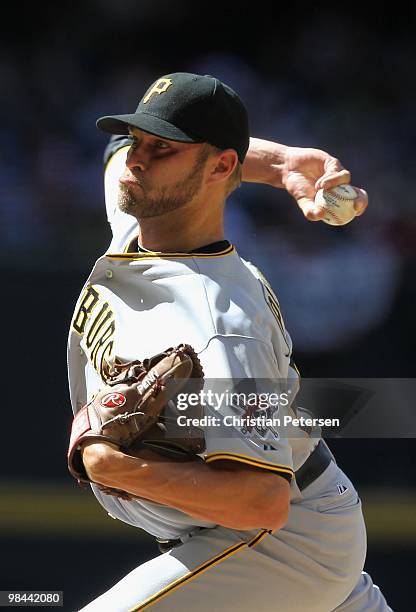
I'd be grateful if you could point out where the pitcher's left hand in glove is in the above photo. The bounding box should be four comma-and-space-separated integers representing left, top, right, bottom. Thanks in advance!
67, 344, 205, 498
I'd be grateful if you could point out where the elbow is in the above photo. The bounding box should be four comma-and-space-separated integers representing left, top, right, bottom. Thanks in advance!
243, 475, 290, 531
263, 489, 290, 531
81, 441, 116, 483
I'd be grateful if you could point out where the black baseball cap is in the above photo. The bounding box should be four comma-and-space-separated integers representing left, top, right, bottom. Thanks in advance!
96, 72, 250, 163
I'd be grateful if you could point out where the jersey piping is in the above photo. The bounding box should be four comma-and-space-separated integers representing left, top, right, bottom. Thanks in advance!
128, 529, 270, 611
106, 244, 235, 260
205, 452, 294, 480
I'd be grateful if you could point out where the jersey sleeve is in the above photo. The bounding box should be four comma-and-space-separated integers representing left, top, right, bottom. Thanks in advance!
198, 336, 295, 483
103, 135, 139, 252
103, 134, 133, 167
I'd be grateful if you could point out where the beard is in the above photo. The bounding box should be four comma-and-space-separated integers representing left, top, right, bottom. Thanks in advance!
118, 149, 209, 219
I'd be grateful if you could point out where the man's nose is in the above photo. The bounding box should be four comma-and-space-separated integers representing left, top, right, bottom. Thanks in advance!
126, 143, 148, 172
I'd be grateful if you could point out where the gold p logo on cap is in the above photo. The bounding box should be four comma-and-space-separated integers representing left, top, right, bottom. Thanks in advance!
143, 78, 173, 104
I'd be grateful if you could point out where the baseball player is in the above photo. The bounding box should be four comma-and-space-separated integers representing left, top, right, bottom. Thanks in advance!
68, 72, 391, 611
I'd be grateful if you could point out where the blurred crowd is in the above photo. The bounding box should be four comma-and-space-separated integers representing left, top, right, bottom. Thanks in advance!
2, 11, 414, 605
1, 2, 415, 365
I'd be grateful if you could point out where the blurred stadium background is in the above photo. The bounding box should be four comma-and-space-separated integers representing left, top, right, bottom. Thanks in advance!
1, 2, 415, 610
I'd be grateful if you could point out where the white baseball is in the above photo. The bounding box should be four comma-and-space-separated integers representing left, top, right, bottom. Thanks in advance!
315, 184, 358, 226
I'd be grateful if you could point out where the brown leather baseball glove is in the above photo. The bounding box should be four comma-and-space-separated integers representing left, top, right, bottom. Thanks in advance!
67, 344, 205, 498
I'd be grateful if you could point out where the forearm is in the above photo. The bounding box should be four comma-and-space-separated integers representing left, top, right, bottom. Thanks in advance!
242, 137, 289, 188
84, 444, 289, 531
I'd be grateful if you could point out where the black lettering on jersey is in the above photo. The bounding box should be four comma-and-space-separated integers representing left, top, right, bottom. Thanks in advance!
90, 321, 115, 372
266, 288, 285, 332
71, 284, 116, 380
85, 303, 112, 349
100, 341, 114, 381
255, 268, 290, 353
72, 286, 99, 334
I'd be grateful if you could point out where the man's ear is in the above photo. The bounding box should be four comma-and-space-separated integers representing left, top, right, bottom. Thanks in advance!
206, 149, 238, 185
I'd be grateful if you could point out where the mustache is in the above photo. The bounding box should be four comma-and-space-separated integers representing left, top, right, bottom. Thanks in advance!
129, 170, 143, 183
121, 168, 143, 185
120, 171, 145, 189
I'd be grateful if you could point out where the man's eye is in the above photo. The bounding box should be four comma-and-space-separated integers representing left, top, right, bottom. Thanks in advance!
155, 141, 169, 149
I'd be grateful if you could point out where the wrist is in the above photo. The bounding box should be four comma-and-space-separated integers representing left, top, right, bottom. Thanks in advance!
243, 138, 289, 188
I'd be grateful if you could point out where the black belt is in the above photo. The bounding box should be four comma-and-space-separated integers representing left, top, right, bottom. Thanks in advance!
156, 537, 183, 553
295, 440, 333, 491
156, 441, 333, 553
156, 527, 206, 553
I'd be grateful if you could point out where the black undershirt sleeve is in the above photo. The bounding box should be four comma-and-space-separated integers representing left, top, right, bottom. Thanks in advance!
103, 134, 133, 167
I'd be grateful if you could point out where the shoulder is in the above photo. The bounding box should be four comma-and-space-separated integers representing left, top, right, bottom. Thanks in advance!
103, 135, 132, 167
102, 135, 138, 248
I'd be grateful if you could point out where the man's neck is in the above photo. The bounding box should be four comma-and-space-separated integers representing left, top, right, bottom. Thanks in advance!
136, 228, 225, 252
137, 239, 230, 254
135, 201, 225, 253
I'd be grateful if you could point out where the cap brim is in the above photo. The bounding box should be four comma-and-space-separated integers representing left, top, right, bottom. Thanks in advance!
96, 112, 202, 143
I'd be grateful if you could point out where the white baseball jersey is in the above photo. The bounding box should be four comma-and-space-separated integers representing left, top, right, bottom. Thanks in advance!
73, 144, 391, 612
67, 146, 318, 540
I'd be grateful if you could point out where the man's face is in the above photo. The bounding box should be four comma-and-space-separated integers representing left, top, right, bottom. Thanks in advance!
118, 127, 210, 218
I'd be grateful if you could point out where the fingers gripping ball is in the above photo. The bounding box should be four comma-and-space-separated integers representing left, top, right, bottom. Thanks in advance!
67, 344, 204, 489
316, 184, 358, 226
